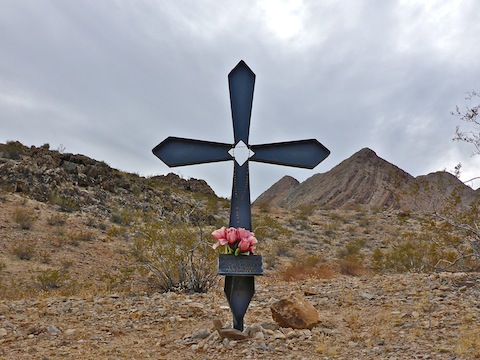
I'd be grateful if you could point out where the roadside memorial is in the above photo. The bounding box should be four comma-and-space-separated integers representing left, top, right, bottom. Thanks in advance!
152, 60, 330, 331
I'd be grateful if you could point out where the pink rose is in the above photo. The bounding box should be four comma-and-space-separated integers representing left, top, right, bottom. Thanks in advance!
247, 235, 258, 245
212, 226, 227, 241
238, 235, 258, 253
238, 238, 251, 252
226, 227, 238, 245
237, 228, 251, 240
212, 237, 228, 249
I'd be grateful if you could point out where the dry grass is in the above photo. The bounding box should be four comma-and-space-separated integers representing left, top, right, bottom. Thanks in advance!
11, 239, 36, 260
456, 327, 480, 357
279, 254, 337, 281
337, 255, 370, 276
316, 334, 340, 356
12, 207, 37, 230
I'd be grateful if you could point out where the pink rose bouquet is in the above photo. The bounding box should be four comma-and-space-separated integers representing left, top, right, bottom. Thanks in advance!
212, 226, 258, 255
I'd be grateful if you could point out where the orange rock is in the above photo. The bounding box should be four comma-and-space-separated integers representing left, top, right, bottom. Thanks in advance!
270, 293, 319, 329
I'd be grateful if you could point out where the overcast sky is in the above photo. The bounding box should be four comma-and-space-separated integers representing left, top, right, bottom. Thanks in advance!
2, 0, 480, 199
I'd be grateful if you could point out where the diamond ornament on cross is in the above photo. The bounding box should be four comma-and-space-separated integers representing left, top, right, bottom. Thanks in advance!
152, 60, 330, 331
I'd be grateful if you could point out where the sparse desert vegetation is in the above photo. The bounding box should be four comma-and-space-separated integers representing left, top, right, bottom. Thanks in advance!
0, 141, 479, 358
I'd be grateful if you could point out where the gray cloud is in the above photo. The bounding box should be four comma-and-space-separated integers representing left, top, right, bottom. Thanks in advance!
1, 0, 480, 199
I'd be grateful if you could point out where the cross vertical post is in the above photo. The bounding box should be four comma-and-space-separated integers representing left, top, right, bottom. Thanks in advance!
152, 60, 330, 331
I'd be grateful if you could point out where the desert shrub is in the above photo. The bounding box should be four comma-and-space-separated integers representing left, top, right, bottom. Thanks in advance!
47, 213, 68, 226
256, 201, 271, 213
280, 254, 336, 281
99, 267, 135, 293
324, 229, 335, 237
36, 269, 73, 291
60, 260, 74, 269
0, 277, 31, 300
12, 240, 35, 260
398, 181, 480, 272
38, 251, 52, 264
371, 248, 384, 272
3, 140, 26, 160
12, 207, 37, 230
336, 238, 368, 276
376, 189, 480, 273
111, 207, 135, 225
371, 231, 457, 273
423, 195, 480, 272
262, 238, 297, 267
48, 193, 81, 212
69, 229, 95, 244
107, 225, 122, 238
131, 220, 218, 293
294, 204, 317, 221
338, 255, 368, 276
337, 239, 365, 260
253, 214, 291, 239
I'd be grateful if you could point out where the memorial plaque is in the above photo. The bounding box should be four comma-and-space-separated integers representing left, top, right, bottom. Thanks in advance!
218, 254, 263, 276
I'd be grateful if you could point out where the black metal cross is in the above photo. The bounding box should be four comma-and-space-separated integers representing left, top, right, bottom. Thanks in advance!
152, 60, 330, 331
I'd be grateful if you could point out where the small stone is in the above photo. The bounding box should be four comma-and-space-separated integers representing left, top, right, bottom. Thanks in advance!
0, 328, 7, 337
261, 322, 279, 331
190, 328, 210, 340
188, 302, 204, 309
213, 319, 223, 331
47, 325, 61, 335
254, 331, 265, 341
361, 292, 375, 300
286, 330, 299, 339
217, 328, 249, 340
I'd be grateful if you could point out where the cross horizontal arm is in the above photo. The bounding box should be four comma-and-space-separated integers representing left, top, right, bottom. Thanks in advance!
250, 139, 330, 169
152, 137, 232, 167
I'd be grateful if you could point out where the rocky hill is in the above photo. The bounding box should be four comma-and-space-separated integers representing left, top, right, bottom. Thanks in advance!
254, 175, 300, 207
0, 140, 229, 299
254, 148, 479, 211
0, 141, 217, 220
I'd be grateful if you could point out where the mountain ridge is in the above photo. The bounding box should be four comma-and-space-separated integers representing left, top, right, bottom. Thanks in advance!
254, 147, 478, 211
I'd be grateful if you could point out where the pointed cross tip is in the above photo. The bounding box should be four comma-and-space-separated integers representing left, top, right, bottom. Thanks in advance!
229, 60, 255, 77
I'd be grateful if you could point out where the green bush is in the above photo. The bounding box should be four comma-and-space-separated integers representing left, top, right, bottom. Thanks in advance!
48, 193, 81, 212
371, 231, 458, 273
111, 207, 135, 225
36, 269, 72, 291
131, 220, 218, 293
253, 214, 291, 239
